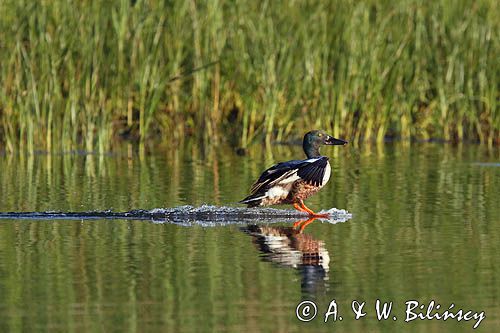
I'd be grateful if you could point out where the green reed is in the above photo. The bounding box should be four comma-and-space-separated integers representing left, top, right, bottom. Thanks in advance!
0, 0, 498, 152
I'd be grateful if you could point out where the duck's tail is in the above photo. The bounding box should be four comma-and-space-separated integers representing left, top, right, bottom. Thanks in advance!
238, 194, 265, 207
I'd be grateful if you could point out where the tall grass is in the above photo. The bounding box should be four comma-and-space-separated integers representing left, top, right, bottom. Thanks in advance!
0, 0, 498, 152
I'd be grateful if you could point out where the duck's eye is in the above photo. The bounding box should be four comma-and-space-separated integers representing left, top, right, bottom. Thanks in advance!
318, 133, 323, 137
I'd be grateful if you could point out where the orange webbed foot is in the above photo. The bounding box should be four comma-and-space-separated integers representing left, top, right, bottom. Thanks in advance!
299, 200, 329, 218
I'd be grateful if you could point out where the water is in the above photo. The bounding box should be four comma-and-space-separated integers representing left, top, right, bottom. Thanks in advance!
0, 142, 499, 332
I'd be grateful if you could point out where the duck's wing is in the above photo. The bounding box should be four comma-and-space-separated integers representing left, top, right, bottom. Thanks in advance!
250, 157, 329, 194
296, 156, 329, 187
249, 160, 302, 194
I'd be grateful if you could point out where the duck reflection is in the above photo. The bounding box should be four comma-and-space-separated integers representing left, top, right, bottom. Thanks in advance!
243, 217, 330, 295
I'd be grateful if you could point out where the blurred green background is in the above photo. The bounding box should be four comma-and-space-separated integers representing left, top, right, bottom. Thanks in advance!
0, 0, 498, 153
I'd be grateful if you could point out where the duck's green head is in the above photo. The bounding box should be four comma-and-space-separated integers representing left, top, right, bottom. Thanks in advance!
303, 130, 347, 158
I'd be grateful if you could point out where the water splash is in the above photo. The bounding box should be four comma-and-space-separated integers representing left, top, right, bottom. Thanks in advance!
0, 205, 352, 227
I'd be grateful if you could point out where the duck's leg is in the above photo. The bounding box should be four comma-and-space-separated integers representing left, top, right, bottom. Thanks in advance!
299, 200, 329, 218
293, 203, 307, 213
293, 203, 310, 228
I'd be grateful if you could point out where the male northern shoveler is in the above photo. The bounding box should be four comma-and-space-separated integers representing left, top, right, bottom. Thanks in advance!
239, 130, 347, 216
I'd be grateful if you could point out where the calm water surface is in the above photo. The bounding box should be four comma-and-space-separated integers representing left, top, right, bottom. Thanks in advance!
0, 142, 499, 332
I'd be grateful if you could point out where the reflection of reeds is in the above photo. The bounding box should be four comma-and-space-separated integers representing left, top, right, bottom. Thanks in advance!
0, 1, 498, 152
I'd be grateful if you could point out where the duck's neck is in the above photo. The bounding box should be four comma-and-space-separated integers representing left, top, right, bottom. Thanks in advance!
303, 143, 321, 159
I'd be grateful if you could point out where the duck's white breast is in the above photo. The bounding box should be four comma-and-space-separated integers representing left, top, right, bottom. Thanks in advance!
322, 161, 331, 186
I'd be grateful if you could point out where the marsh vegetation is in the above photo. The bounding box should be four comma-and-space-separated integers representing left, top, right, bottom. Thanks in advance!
0, 0, 498, 152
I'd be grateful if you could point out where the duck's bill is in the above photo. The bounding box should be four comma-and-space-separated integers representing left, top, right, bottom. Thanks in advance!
326, 136, 348, 145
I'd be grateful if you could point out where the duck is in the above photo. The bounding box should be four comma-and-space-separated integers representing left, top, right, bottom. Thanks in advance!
239, 130, 347, 217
